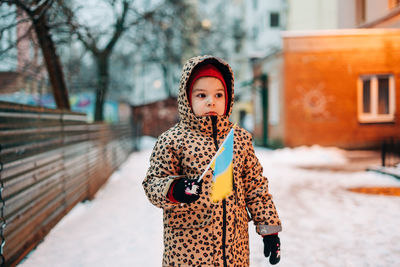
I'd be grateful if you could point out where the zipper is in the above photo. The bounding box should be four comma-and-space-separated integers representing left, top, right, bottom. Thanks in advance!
211, 116, 227, 267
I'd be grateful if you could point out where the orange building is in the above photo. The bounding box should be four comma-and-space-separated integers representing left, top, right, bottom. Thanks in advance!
253, 29, 400, 149
249, 1, 400, 149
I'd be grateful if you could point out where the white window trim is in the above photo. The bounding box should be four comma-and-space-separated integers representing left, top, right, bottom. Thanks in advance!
357, 74, 396, 123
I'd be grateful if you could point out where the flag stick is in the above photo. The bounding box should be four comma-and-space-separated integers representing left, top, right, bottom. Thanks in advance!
197, 126, 235, 182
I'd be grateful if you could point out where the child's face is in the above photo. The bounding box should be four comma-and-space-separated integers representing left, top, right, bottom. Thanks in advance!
190, 77, 226, 116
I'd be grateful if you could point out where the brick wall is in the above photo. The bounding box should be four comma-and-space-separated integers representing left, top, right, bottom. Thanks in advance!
283, 29, 400, 148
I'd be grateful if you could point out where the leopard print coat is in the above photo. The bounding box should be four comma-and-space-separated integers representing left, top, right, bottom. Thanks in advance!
143, 55, 282, 266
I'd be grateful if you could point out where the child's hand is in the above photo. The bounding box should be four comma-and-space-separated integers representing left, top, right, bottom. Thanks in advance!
263, 234, 280, 265
169, 178, 203, 204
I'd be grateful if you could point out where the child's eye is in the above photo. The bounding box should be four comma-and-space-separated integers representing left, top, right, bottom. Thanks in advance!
216, 93, 224, 98
196, 93, 206, 98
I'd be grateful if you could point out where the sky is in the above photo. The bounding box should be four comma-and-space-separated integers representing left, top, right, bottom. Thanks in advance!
19, 139, 400, 267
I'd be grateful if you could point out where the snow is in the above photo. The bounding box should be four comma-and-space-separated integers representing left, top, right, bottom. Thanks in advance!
19, 143, 400, 267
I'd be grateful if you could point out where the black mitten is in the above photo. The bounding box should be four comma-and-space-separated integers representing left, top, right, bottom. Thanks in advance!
263, 234, 281, 265
170, 178, 203, 204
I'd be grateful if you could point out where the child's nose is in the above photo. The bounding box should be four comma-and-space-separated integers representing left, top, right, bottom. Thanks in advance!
207, 97, 215, 106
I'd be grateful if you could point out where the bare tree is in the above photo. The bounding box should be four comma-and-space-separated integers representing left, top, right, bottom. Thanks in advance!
60, 0, 158, 121
134, 0, 230, 98
1, 0, 70, 109
130, 0, 197, 98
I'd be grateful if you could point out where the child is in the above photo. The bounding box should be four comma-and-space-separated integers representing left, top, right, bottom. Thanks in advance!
143, 55, 282, 266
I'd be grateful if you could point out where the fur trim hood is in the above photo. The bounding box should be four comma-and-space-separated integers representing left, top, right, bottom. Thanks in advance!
177, 55, 235, 131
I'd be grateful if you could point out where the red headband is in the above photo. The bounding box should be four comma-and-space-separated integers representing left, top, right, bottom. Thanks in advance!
188, 64, 228, 114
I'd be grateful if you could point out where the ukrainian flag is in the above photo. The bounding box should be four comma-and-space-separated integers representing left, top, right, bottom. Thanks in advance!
210, 128, 234, 203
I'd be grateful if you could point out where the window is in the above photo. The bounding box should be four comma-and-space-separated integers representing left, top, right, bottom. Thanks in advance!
270, 12, 280, 28
357, 74, 395, 123
233, 19, 244, 52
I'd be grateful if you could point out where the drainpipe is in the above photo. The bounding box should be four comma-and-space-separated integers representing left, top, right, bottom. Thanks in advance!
260, 73, 269, 147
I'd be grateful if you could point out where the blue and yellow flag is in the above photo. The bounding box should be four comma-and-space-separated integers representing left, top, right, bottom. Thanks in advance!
210, 128, 234, 203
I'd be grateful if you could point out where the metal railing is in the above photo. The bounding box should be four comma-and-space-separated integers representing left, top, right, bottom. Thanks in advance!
0, 101, 133, 266
381, 137, 400, 168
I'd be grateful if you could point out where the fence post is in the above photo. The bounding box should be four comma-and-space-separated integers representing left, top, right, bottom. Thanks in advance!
382, 140, 386, 167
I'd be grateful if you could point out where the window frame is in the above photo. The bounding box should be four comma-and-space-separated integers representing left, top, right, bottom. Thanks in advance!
357, 74, 396, 123
356, 0, 366, 25
269, 12, 280, 28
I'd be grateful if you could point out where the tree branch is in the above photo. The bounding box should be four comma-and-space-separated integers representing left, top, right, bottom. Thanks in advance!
2, 0, 33, 17
105, 0, 129, 52
56, 1, 99, 54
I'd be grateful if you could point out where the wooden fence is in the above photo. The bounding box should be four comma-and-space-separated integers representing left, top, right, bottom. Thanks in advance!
0, 101, 134, 266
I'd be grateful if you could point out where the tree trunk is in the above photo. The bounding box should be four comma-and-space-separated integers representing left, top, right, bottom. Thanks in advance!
94, 54, 109, 121
33, 14, 70, 110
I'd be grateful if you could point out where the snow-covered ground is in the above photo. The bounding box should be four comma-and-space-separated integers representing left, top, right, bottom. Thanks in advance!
19, 141, 400, 267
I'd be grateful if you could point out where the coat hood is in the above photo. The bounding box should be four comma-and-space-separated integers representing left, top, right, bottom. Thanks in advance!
177, 55, 234, 130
